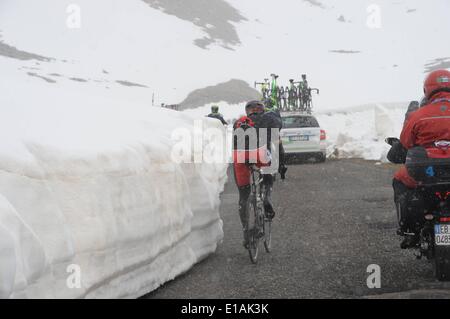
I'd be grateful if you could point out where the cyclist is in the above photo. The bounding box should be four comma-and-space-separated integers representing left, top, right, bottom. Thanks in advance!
233, 100, 283, 248
207, 105, 228, 125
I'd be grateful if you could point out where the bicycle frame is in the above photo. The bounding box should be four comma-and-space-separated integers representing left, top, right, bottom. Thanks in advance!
246, 164, 276, 263
250, 166, 264, 199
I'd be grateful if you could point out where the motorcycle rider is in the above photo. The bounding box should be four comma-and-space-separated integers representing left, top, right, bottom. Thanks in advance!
207, 105, 228, 125
232, 100, 284, 248
389, 69, 450, 249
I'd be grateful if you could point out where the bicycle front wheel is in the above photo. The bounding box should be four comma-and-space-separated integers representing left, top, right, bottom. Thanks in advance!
247, 195, 259, 263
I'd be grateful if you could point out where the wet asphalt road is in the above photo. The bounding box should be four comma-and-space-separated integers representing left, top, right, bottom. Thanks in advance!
144, 159, 450, 299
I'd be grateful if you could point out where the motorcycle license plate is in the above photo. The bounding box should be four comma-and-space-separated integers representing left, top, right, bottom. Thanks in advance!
435, 224, 450, 246
290, 135, 309, 142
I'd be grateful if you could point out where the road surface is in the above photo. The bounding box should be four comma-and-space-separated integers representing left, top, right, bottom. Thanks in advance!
144, 159, 450, 299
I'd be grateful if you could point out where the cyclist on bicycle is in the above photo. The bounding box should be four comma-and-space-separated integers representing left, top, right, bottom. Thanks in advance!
233, 100, 285, 248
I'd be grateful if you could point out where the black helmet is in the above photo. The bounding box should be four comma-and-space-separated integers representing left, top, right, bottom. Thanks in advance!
245, 100, 265, 115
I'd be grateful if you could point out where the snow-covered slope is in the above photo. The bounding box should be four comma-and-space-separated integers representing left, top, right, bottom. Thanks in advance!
0, 0, 449, 109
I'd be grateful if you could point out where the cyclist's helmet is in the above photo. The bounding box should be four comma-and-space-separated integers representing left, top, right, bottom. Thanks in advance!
245, 100, 265, 116
211, 105, 219, 113
424, 69, 450, 99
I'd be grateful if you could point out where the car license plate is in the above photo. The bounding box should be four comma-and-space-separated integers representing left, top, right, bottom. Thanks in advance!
290, 135, 309, 142
435, 224, 450, 246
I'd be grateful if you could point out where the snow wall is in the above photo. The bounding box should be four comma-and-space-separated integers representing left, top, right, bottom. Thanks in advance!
316, 103, 407, 161
0, 96, 228, 299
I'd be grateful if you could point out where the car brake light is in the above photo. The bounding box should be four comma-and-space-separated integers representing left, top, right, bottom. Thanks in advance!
440, 217, 450, 223
320, 130, 326, 140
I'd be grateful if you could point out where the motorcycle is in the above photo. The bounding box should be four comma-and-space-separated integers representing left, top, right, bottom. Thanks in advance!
386, 137, 450, 281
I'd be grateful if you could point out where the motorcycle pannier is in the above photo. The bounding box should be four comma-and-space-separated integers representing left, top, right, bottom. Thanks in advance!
406, 146, 450, 185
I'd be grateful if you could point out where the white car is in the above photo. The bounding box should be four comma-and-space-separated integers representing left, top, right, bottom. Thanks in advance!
280, 112, 327, 162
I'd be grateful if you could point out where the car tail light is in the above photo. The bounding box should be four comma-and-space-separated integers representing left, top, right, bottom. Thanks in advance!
440, 217, 450, 223
320, 130, 326, 140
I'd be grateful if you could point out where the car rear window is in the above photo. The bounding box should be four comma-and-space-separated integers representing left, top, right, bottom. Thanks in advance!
282, 116, 319, 128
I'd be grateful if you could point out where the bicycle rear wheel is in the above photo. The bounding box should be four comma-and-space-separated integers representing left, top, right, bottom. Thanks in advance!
264, 218, 272, 253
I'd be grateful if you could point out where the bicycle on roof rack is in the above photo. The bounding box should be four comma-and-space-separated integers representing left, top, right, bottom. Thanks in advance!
254, 74, 320, 114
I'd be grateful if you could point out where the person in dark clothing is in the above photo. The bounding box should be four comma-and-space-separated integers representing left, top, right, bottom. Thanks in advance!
232, 100, 287, 248
207, 105, 228, 125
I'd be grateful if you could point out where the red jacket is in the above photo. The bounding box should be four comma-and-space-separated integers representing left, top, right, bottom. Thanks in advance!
395, 92, 450, 187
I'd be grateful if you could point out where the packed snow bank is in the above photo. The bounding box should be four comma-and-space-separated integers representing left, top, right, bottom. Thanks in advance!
0, 85, 227, 298
316, 103, 407, 161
